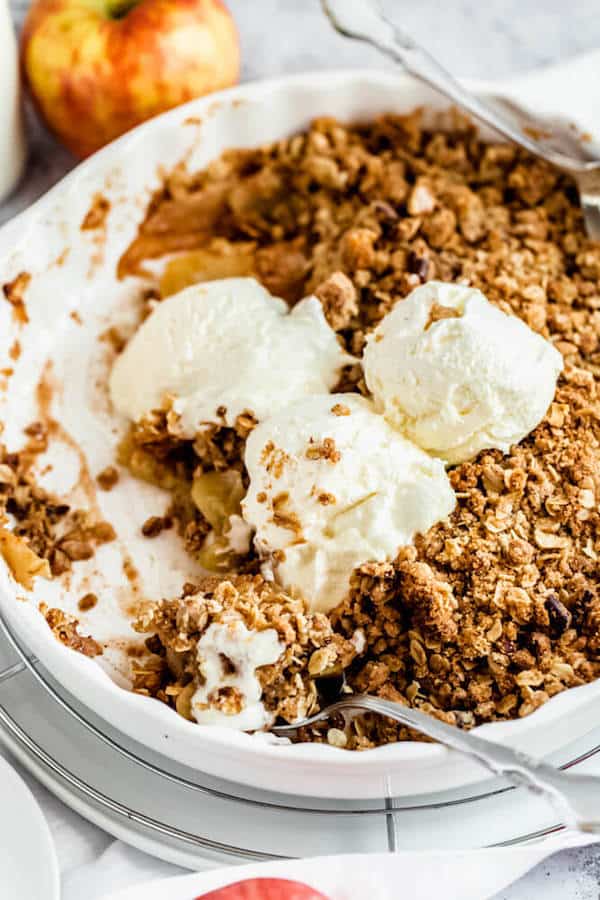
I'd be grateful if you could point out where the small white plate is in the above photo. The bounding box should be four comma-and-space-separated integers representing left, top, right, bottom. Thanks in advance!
0, 753, 59, 900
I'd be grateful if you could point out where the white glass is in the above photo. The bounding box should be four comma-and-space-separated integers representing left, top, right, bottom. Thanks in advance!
0, 0, 26, 203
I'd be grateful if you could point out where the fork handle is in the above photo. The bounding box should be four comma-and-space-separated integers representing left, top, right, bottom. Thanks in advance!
324, 0, 589, 174
354, 695, 600, 833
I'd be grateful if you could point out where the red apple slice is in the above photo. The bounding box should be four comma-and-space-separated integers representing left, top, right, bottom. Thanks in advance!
196, 877, 330, 899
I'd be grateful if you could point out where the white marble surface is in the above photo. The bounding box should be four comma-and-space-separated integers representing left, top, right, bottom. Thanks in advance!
3, 0, 600, 896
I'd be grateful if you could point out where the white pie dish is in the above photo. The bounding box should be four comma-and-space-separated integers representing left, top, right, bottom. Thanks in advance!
1, 65, 600, 801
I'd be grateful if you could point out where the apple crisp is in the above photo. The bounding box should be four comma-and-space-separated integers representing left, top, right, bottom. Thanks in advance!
119, 110, 600, 747
7, 108, 599, 749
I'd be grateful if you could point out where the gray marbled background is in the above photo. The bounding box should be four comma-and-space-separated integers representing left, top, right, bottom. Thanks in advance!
3, 0, 600, 895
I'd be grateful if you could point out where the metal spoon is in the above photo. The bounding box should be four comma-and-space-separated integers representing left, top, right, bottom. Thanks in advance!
322, 0, 600, 239
272, 693, 600, 833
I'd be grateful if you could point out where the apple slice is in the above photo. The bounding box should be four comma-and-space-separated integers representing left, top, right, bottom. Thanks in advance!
196, 878, 330, 899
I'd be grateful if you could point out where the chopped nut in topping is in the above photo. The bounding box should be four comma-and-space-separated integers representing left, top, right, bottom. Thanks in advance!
425, 302, 462, 330
317, 492, 336, 506
331, 403, 351, 417
407, 179, 436, 215
78, 592, 98, 612
96, 465, 119, 491
40, 603, 103, 657
271, 493, 303, 537
327, 727, 348, 747
314, 271, 358, 332
305, 438, 341, 463
142, 515, 173, 537
261, 441, 290, 478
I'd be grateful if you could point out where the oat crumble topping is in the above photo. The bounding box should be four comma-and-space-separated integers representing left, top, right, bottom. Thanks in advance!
117, 406, 257, 561
113, 110, 600, 745
110, 110, 600, 744
271, 491, 304, 537
0, 436, 115, 582
141, 515, 173, 537
0, 419, 115, 661
260, 441, 290, 478
40, 603, 103, 657
132, 575, 357, 724
314, 271, 358, 331
3, 110, 595, 746
305, 437, 341, 463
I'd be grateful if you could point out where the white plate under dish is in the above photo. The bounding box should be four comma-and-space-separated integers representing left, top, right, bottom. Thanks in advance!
0, 750, 59, 900
1, 59, 600, 801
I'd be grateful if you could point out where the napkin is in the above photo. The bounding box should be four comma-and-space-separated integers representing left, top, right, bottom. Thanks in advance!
101, 834, 599, 900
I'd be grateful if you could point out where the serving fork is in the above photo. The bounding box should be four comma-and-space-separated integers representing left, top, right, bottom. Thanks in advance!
322, 0, 600, 240
272, 692, 600, 834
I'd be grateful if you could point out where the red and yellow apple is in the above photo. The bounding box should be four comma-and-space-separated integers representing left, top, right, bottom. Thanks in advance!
21, 0, 240, 158
198, 878, 330, 899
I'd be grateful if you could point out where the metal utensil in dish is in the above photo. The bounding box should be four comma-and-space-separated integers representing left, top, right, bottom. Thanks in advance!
273, 692, 600, 833
322, 0, 600, 238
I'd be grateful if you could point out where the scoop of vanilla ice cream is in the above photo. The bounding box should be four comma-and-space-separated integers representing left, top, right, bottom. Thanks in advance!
243, 394, 455, 612
109, 278, 352, 437
363, 281, 563, 464
191, 620, 283, 730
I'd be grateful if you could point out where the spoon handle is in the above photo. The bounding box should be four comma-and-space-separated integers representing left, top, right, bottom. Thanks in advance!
353, 695, 600, 833
322, 0, 588, 173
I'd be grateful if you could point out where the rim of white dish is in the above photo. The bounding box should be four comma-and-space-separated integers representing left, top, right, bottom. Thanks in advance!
1, 67, 599, 787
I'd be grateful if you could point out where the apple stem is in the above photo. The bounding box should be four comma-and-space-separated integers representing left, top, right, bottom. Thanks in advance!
106, 0, 139, 18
